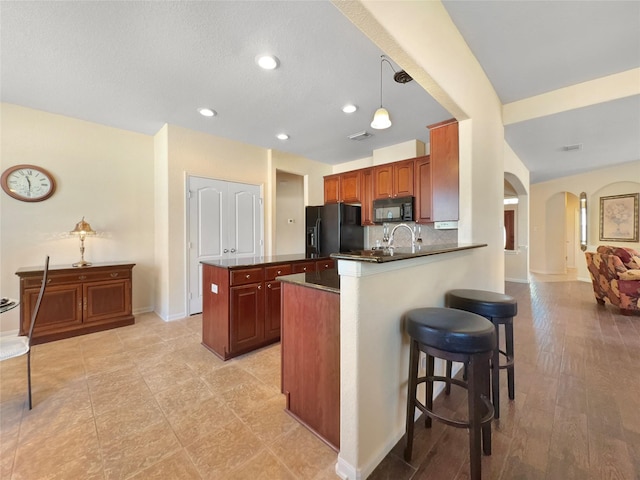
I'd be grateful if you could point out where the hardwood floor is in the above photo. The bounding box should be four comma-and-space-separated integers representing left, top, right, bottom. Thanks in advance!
371, 279, 640, 480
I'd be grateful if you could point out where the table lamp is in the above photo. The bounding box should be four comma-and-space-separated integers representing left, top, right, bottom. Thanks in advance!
70, 217, 96, 267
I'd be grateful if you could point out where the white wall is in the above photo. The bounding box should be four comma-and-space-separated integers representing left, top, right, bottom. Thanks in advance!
275, 171, 305, 255
530, 160, 640, 281
1, 103, 155, 333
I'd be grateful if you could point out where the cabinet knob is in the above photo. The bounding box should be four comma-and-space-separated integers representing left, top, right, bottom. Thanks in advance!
245, 274, 251, 279
277, 270, 282, 275
257, 285, 262, 290
78, 275, 87, 280
110, 272, 119, 278
230, 248, 236, 253
267, 283, 272, 289
303, 267, 307, 271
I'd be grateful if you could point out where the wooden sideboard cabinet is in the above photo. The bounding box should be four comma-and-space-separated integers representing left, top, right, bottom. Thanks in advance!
16, 262, 135, 344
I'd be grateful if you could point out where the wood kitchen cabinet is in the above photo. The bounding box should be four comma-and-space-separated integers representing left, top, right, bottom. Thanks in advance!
323, 174, 340, 204
202, 258, 330, 360
323, 171, 360, 204
426, 119, 459, 222
16, 262, 135, 344
373, 159, 414, 199
414, 155, 433, 223
360, 168, 374, 225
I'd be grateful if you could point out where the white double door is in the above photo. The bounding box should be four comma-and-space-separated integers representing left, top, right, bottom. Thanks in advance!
187, 176, 263, 315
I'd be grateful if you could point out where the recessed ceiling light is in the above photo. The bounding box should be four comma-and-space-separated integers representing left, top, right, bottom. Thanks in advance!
277, 133, 289, 140
197, 108, 216, 117
256, 55, 279, 70
342, 104, 357, 114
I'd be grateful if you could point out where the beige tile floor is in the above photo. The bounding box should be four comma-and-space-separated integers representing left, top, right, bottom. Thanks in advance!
0, 313, 339, 480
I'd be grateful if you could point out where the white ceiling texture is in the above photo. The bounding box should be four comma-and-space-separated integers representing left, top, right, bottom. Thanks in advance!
1, 1, 638, 184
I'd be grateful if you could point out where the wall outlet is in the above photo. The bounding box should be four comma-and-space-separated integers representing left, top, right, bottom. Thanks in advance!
211, 283, 218, 294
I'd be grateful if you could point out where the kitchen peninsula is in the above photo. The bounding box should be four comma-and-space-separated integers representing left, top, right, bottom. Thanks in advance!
201, 255, 334, 360
274, 243, 487, 479
279, 269, 340, 450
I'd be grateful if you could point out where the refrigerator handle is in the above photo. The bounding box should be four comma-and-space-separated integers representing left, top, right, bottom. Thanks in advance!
315, 218, 322, 254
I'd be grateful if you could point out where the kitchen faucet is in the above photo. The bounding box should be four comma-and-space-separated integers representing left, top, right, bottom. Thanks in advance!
388, 223, 416, 249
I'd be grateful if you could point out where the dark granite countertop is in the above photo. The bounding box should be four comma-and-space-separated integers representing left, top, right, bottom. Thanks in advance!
201, 254, 328, 269
330, 243, 487, 263
277, 268, 340, 294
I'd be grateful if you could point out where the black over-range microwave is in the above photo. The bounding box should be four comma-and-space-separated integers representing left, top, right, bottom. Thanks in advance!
373, 196, 414, 223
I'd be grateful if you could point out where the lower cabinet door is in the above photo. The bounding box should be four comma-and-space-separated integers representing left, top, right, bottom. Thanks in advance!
22, 284, 83, 336
264, 280, 282, 341
83, 279, 132, 324
230, 283, 265, 353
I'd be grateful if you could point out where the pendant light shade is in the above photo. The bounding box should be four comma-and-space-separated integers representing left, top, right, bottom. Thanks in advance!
371, 107, 391, 129
371, 55, 392, 130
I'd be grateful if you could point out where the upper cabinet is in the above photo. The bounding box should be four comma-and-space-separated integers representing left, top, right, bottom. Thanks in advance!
324, 174, 340, 204
360, 168, 374, 226
414, 155, 432, 223
340, 170, 361, 203
323, 170, 361, 204
373, 159, 414, 199
427, 119, 459, 222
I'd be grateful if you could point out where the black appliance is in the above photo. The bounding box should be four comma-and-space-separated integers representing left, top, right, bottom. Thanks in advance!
373, 196, 414, 223
306, 203, 364, 257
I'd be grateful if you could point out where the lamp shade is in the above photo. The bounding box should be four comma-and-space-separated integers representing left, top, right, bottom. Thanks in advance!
70, 217, 96, 236
370, 107, 392, 130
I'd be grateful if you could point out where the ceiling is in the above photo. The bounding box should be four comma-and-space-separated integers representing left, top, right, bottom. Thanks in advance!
1, 1, 638, 184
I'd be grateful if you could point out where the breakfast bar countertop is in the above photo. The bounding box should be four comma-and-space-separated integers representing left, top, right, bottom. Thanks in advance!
330, 243, 487, 263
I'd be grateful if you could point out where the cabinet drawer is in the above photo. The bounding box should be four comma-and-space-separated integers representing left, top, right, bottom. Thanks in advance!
265, 264, 292, 281
22, 269, 131, 288
292, 262, 316, 273
230, 268, 264, 286
316, 259, 335, 271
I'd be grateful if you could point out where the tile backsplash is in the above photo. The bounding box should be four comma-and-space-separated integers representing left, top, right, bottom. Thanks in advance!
365, 223, 457, 249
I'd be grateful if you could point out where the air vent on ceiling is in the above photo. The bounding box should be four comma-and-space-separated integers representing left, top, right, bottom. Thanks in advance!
562, 143, 583, 152
348, 131, 373, 141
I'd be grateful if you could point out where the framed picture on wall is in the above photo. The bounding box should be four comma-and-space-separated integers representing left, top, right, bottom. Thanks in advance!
599, 193, 639, 242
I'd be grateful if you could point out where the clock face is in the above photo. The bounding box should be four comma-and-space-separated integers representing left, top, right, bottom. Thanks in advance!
1, 165, 56, 202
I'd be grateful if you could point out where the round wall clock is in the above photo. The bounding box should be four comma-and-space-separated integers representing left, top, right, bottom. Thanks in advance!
1, 164, 56, 202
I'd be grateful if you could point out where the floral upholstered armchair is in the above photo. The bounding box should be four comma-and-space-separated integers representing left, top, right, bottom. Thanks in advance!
585, 246, 640, 315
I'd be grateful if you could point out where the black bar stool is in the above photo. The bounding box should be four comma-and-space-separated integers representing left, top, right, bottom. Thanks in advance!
445, 289, 517, 419
404, 307, 496, 480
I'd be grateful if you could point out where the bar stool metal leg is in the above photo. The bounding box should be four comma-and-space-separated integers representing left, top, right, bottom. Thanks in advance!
492, 321, 501, 418
505, 321, 515, 400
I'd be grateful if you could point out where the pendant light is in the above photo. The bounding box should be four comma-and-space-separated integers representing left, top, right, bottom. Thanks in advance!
371, 56, 392, 130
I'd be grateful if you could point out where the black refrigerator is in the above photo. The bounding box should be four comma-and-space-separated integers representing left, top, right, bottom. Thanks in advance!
306, 203, 364, 257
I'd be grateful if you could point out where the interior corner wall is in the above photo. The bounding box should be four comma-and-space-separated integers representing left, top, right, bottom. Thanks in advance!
154, 125, 170, 320
0, 103, 155, 334
530, 160, 640, 281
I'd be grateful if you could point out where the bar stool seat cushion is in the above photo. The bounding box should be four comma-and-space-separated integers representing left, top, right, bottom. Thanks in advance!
406, 307, 496, 354
446, 289, 517, 318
